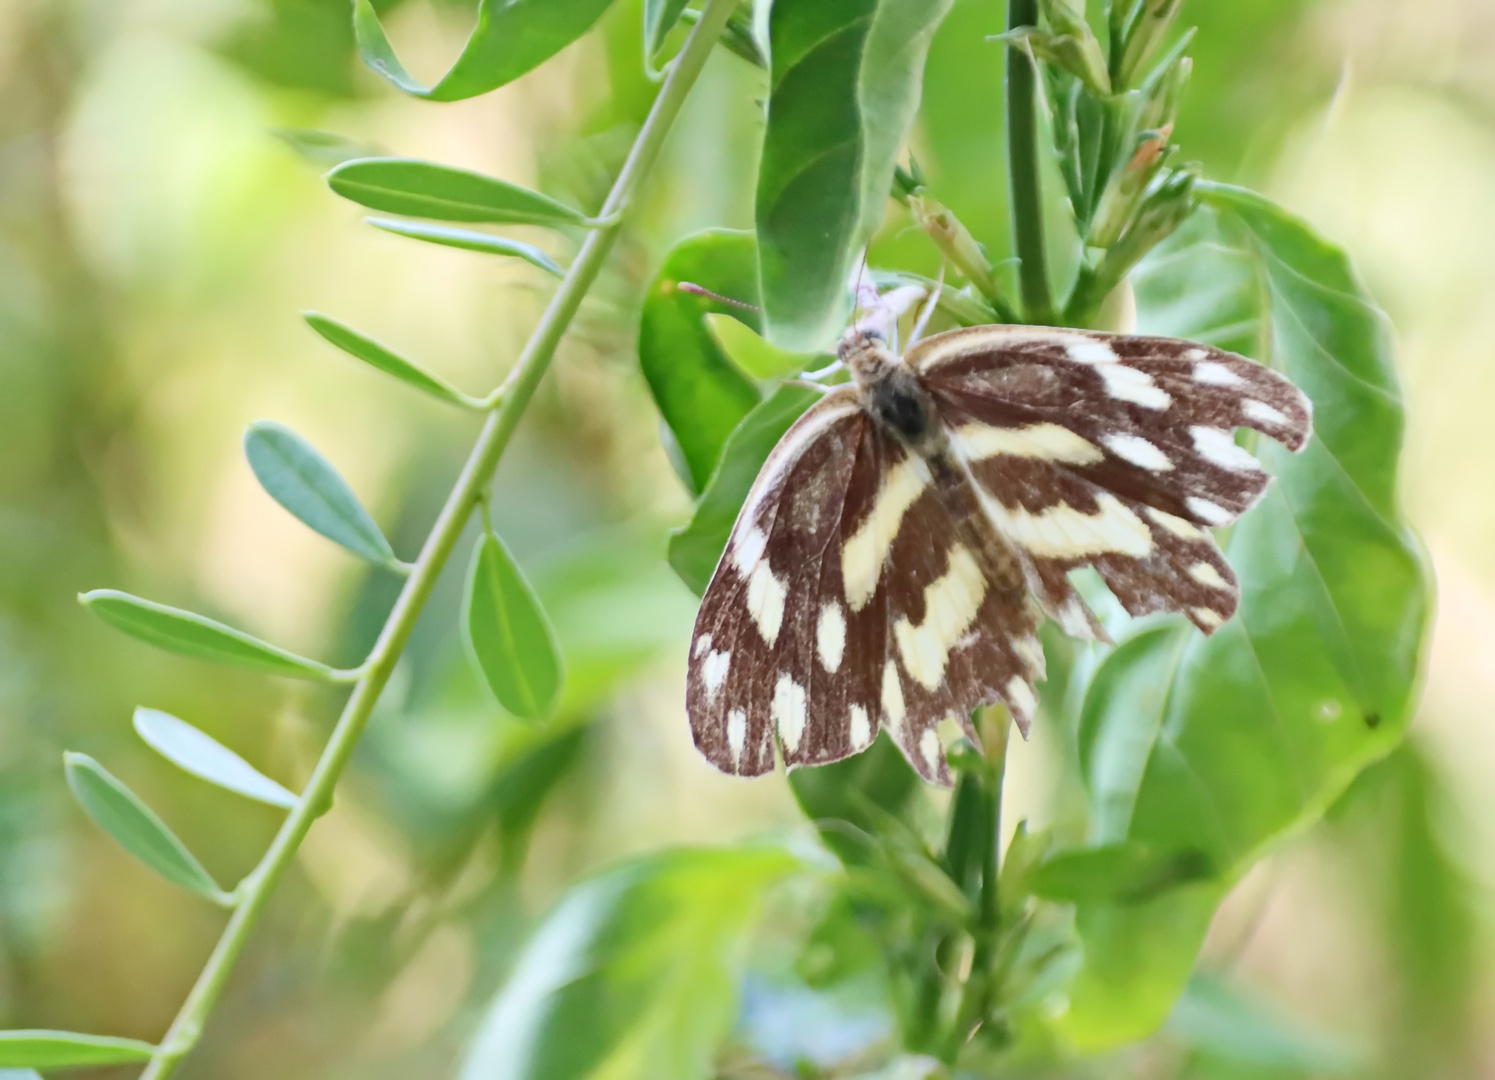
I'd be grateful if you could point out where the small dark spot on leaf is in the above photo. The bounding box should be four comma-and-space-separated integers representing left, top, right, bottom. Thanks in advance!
1363, 712, 1381, 729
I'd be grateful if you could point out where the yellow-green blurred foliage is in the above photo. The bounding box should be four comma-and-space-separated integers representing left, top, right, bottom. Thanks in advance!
0, 0, 1492, 1077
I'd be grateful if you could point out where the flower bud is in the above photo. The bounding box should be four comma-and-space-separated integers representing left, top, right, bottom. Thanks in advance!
1087, 123, 1174, 247
1118, 0, 1184, 89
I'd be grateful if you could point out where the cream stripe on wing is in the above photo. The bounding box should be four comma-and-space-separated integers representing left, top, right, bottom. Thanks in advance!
892, 545, 987, 690
952, 422, 1103, 465
843, 456, 931, 612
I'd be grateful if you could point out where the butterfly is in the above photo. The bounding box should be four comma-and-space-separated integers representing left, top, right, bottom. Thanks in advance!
686, 320, 1312, 785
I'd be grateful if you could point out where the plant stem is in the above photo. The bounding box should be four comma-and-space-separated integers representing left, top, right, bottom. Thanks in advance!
1005, 0, 1054, 325
136, 4, 737, 1076
946, 715, 1010, 1059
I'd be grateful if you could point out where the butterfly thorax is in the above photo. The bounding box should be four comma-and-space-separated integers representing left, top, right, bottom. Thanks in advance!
839, 330, 947, 459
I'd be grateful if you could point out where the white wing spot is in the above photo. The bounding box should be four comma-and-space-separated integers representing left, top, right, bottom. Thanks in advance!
1100, 364, 1172, 409
1192, 607, 1224, 629
1242, 398, 1288, 426
1013, 634, 1045, 674
1057, 595, 1093, 638
1184, 348, 1208, 361
1190, 426, 1262, 472
881, 660, 906, 734
1193, 360, 1245, 386
1005, 676, 1038, 720
1146, 505, 1205, 540
1103, 433, 1173, 472
692, 634, 712, 659
919, 729, 943, 773
953, 422, 1103, 465
982, 492, 1154, 558
1188, 562, 1229, 590
1066, 339, 1117, 364
732, 526, 768, 576
727, 710, 747, 769
1186, 496, 1234, 526
701, 650, 731, 698
893, 545, 988, 690
746, 562, 787, 645
816, 602, 847, 673
843, 457, 930, 612
849, 705, 872, 750
772, 674, 808, 754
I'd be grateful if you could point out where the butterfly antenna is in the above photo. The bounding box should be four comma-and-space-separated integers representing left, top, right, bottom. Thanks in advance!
908, 267, 945, 349
677, 282, 759, 311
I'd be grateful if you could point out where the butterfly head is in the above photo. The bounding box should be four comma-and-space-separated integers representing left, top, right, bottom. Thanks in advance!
838, 326, 900, 386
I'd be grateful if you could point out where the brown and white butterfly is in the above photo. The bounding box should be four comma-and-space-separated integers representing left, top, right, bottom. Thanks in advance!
686, 323, 1312, 785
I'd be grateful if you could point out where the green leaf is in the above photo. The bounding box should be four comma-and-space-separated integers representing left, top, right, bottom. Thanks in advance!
244, 420, 397, 567
354, 0, 616, 102
644, 0, 692, 58
63, 753, 227, 902
273, 128, 384, 168
789, 732, 923, 868
1028, 841, 1214, 904
133, 707, 298, 809
79, 590, 341, 681
703, 314, 824, 381
367, 218, 564, 277
327, 158, 588, 226
1055, 187, 1432, 1049
638, 230, 764, 494
455, 846, 801, 1080
1166, 973, 1362, 1073
756, 0, 954, 350
667, 382, 822, 596
464, 529, 564, 720
0, 1031, 156, 1069
303, 311, 474, 407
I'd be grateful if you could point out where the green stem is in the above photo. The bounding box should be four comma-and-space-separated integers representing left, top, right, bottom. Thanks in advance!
946, 716, 1010, 1059
136, 4, 737, 1076
1005, 0, 1054, 325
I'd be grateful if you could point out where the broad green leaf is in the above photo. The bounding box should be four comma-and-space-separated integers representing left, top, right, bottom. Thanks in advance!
757, 0, 954, 350
1028, 841, 1213, 904
353, 0, 616, 102
79, 590, 340, 681
327, 158, 587, 226
1166, 974, 1361, 1073
0, 1031, 155, 1069
703, 314, 824, 381
133, 707, 297, 809
304, 311, 474, 407
1055, 187, 1432, 1049
644, 0, 691, 59
638, 230, 764, 494
273, 128, 383, 168
63, 753, 228, 902
456, 846, 801, 1080
367, 218, 563, 277
244, 420, 396, 567
464, 530, 564, 720
667, 382, 822, 596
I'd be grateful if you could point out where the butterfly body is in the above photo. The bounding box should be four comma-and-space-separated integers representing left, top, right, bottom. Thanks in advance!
687, 323, 1312, 784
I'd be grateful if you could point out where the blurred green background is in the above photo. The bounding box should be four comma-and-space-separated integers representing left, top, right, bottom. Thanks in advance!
1, 0, 1492, 1076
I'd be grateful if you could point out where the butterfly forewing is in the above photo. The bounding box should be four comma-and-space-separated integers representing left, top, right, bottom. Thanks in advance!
912, 327, 1311, 634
